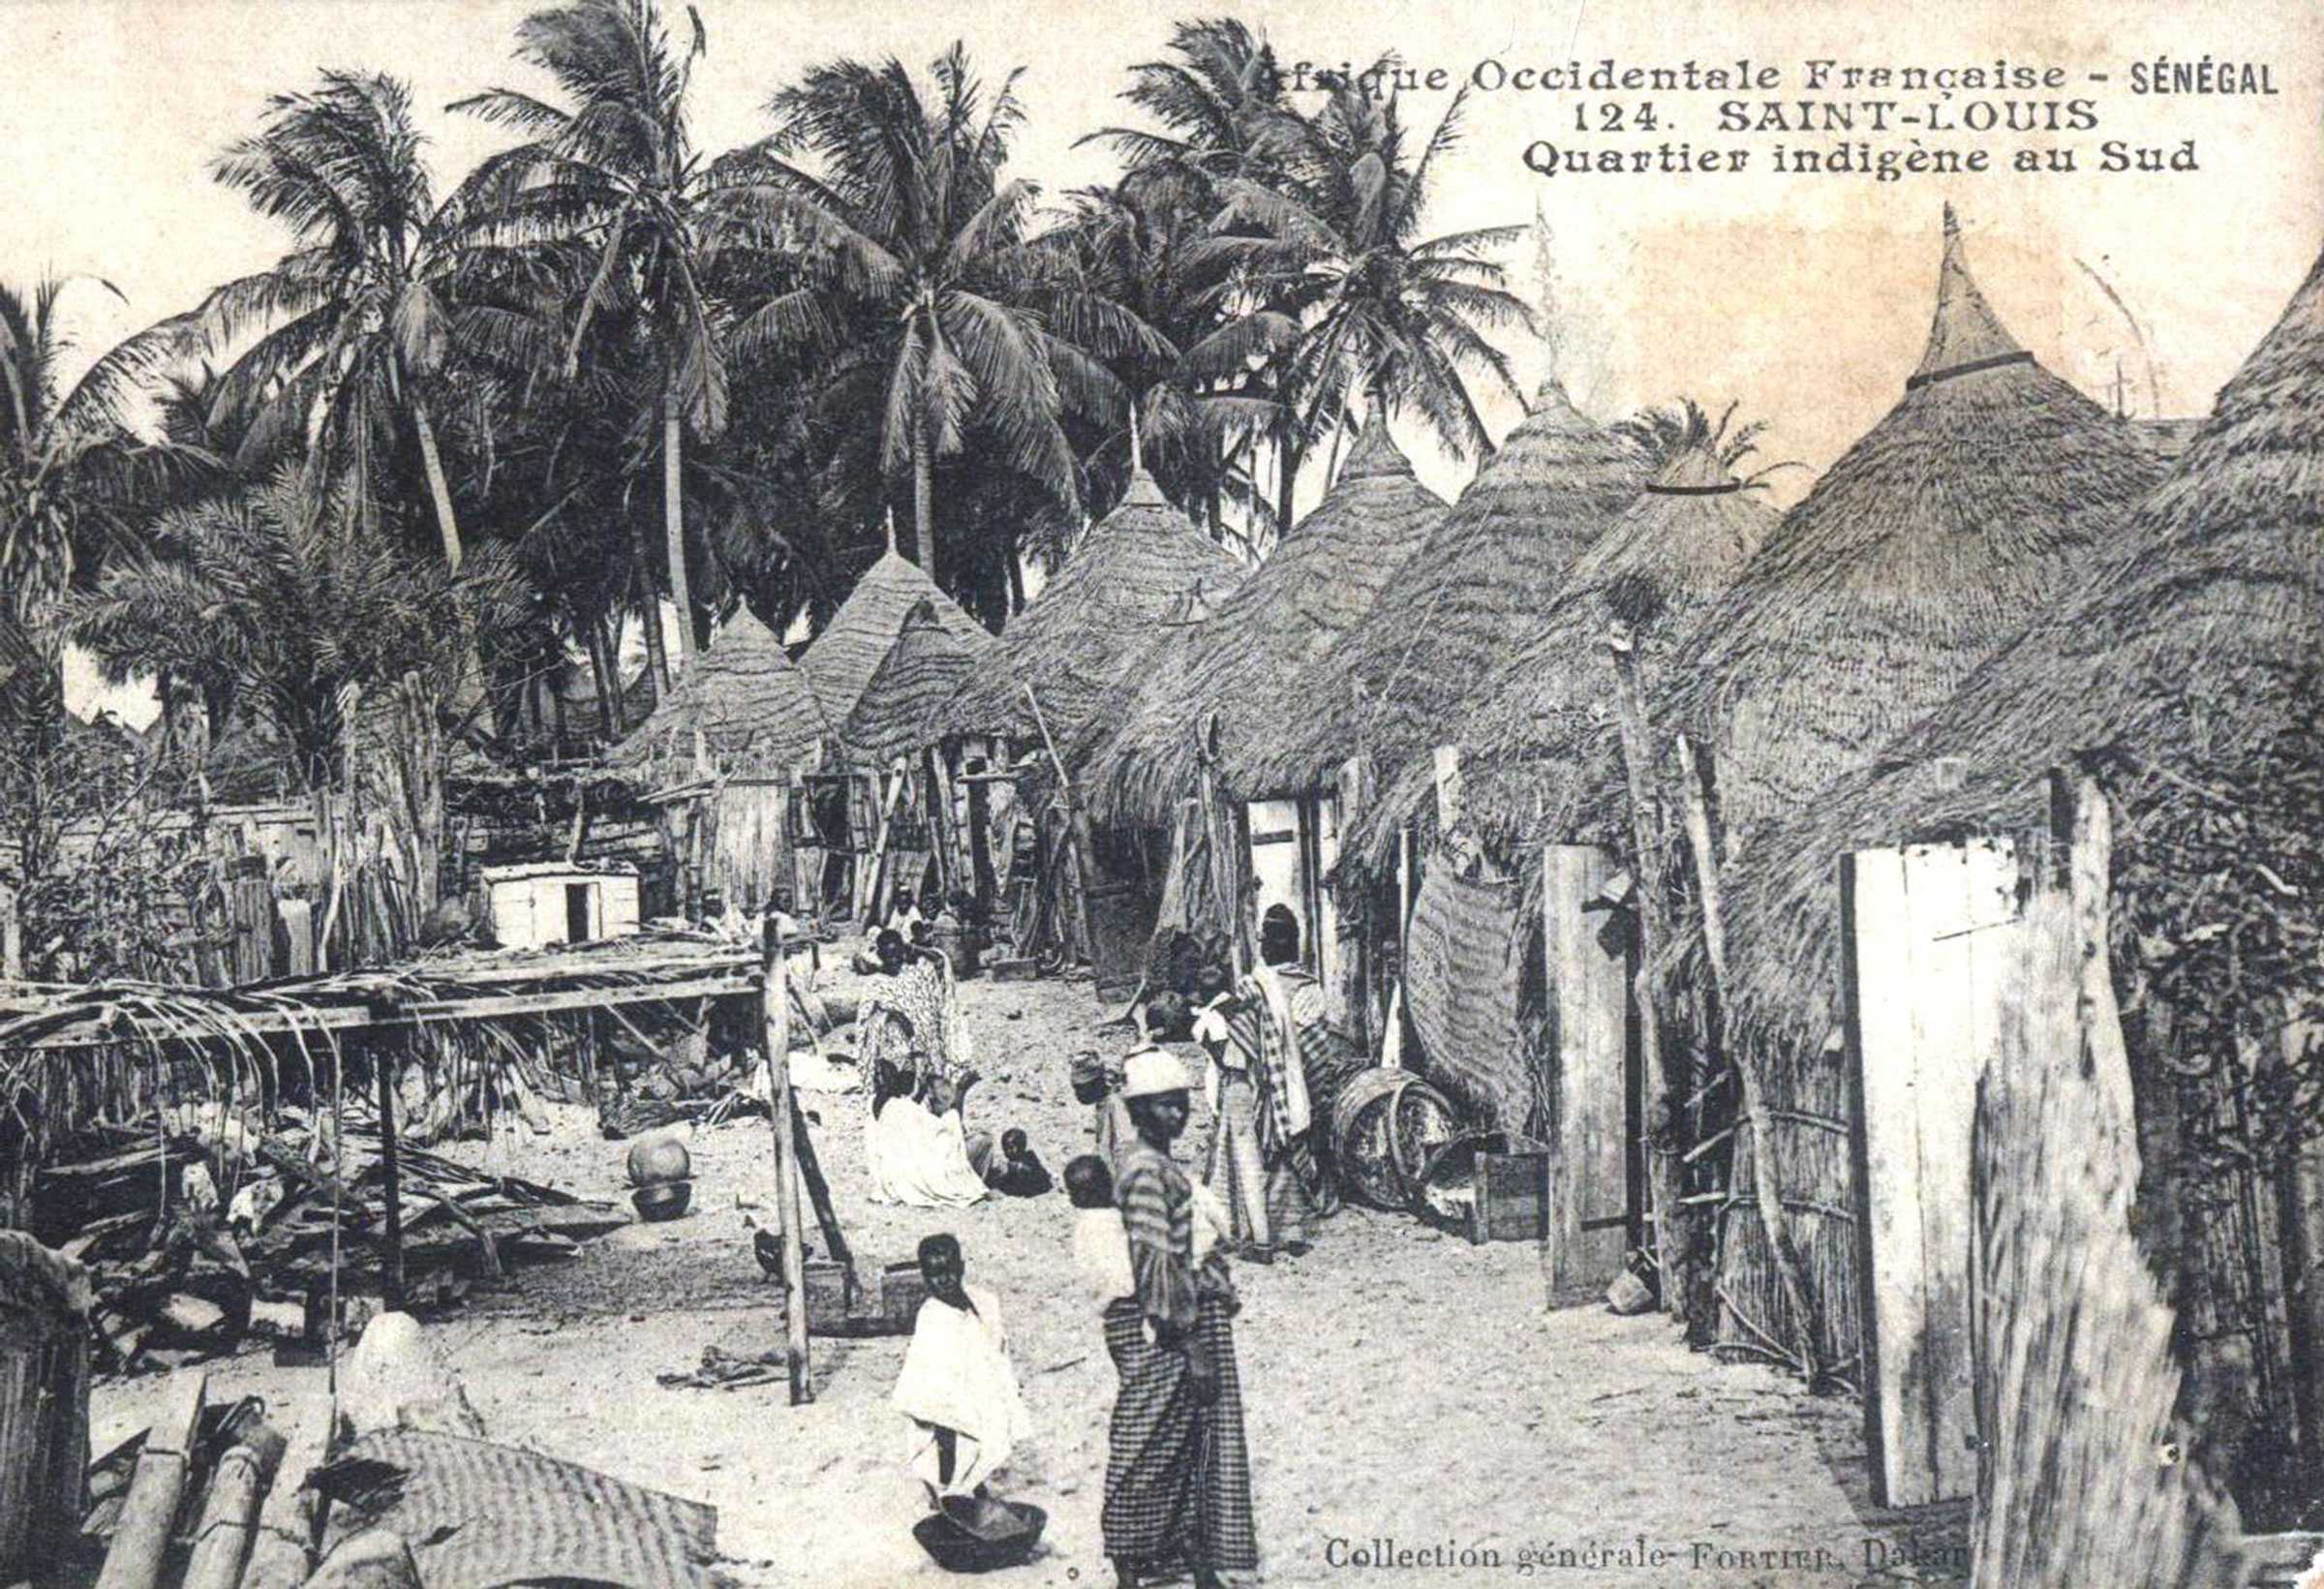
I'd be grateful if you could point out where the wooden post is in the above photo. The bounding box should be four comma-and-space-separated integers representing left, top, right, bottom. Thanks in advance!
93, 1372, 207, 1589
1024, 686, 1100, 966
0, 876, 20, 980
182, 1422, 288, 1589
762, 916, 810, 1404
1605, 627, 1684, 1314
1678, 734, 1826, 1386
374, 1053, 406, 1311
790, 1097, 859, 1306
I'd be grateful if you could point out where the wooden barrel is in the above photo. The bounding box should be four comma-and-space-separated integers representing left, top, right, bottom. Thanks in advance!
0, 1234, 92, 1582
1330, 1068, 1458, 1212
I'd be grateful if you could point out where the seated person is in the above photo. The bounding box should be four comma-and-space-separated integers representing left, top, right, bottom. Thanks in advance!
892, 1234, 1030, 1504
983, 1128, 1054, 1198
865, 1059, 991, 1208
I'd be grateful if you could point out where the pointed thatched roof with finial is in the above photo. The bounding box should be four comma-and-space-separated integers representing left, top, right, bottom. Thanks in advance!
1364, 437, 1781, 866
1254, 378, 1651, 814
841, 597, 988, 768
608, 606, 829, 780
1079, 414, 1450, 827
1723, 237, 2324, 1054
800, 519, 1000, 727
940, 465, 1248, 749
1659, 205, 2168, 840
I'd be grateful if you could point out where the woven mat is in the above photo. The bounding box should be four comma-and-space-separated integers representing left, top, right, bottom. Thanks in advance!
1403, 863, 1528, 1129
313, 1428, 721, 1589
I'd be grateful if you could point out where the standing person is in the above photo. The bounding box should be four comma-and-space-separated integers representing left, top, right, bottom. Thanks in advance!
1103, 1052, 1257, 1589
855, 928, 972, 1094
892, 1234, 1030, 1505
1206, 907, 1339, 1260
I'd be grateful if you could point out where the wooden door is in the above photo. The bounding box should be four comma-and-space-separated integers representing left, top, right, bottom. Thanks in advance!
1244, 799, 1309, 956
1843, 839, 2025, 1508
1541, 845, 1635, 1303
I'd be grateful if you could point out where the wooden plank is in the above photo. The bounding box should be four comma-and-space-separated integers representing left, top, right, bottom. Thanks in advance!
764, 917, 811, 1405
93, 1372, 207, 1589
1543, 845, 1631, 1303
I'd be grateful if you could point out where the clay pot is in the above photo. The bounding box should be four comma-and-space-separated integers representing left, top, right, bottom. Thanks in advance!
626, 1134, 691, 1187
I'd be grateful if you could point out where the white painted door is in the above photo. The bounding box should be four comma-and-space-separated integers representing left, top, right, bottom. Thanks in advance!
1244, 799, 1308, 958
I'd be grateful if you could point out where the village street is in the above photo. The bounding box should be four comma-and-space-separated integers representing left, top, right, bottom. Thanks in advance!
90, 953, 1967, 1589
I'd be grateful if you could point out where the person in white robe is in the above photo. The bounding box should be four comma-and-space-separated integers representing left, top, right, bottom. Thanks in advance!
892, 1234, 1031, 1501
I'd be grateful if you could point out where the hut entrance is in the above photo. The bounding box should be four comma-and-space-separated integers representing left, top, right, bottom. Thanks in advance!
1238, 797, 1346, 998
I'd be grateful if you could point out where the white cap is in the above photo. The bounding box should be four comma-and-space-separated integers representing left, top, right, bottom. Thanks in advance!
1120, 1049, 1193, 1100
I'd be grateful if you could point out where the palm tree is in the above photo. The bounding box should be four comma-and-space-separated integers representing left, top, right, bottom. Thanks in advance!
0, 277, 210, 626
1203, 78, 1534, 526
728, 42, 1158, 585
453, 0, 738, 672
1086, 17, 1289, 192
204, 72, 553, 570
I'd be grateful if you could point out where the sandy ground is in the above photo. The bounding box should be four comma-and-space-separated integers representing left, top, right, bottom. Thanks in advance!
91, 945, 1970, 1589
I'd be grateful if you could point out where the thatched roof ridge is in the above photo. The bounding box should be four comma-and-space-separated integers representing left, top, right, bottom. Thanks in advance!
1658, 207, 2168, 840
1080, 414, 1448, 826
940, 468, 1247, 748
800, 542, 998, 726
1724, 238, 2324, 1053
609, 606, 829, 780
840, 598, 984, 768
1369, 441, 1780, 864
1247, 378, 1650, 819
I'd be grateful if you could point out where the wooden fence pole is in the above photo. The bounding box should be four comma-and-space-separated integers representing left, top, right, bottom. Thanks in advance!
375, 1053, 406, 1311
92, 1372, 207, 1589
763, 916, 811, 1404
181, 1421, 288, 1589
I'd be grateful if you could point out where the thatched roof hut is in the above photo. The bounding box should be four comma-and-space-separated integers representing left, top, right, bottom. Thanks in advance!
799, 539, 998, 727
1726, 236, 2324, 1054
1371, 437, 1780, 865
1081, 414, 1449, 827
608, 606, 828, 780
941, 467, 1247, 749
840, 598, 986, 768
1264, 378, 1649, 850
1660, 206, 2169, 840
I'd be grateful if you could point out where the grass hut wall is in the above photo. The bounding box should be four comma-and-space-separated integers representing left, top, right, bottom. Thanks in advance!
1661, 204, 2169, 844
608, 607, 830, 915
1719, 240, 2324, 1477
1082, 414, 1450, 830
1263, 379, 1651, 867
940, 466, 1248, 751
801, 540, 1001, 729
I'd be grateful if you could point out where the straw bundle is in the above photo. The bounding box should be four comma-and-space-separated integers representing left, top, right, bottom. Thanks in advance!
840, 598, 985, 768
1661, 206, 2167, 843
799, 543, 998, 728
1264, 380, 1648, 863
608, 607, 828, 781
941, 468, 1247, 749
1081, 415, 1448, 828
1365, 440, 1779, 867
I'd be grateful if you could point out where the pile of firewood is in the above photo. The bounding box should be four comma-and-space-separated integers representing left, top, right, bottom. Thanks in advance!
26, 1110, 623, 1372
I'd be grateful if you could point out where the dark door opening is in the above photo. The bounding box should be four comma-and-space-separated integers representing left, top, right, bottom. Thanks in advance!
566, 882, 595, 944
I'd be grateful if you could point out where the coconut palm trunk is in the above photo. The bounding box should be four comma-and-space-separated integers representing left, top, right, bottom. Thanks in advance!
634, 558, 671, 695
910, 418, 936, 580
409, 396, 464, 569
661, 386, 696, 673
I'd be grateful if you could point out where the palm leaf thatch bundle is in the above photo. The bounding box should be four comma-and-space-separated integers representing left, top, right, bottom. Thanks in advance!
941, 467, 1247, 749
1726, 236, 2324, 1058
1081, 414, 1449, 828
1375, 434, 1779, 867
608, 608, 828, 781
1273, 379, 1649, 859
799, 541, 999, 727
841, 598, 986, 768
1662, 205, 2169, 842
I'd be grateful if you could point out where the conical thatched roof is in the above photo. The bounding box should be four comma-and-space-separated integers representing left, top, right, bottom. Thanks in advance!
1369, 440, 1780, 864
941, 468, 1248, 748
841, 598, 985, 768
800, 541, 998, 727
1080, 415, 1449, 827
1660, 206, 2168, 840
609, 606, 828, 779
1723, 238, 2324, 1052
1253, 378, 1651, 812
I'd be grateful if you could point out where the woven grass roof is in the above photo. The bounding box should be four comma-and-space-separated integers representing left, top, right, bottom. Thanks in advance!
1365, 440, 1781, 867
1079, 415, 1449, 827
840, 598, 986, 768
799, 542, 998, 727
940, 468, 1248, 749
608, 606, 828, 781
1659, 206, 2168, 840
1723, 237, 2324, 1053
1248, 378, 1650, 814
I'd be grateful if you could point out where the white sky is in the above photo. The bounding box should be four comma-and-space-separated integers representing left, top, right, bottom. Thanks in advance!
11, 0, 2320, 725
